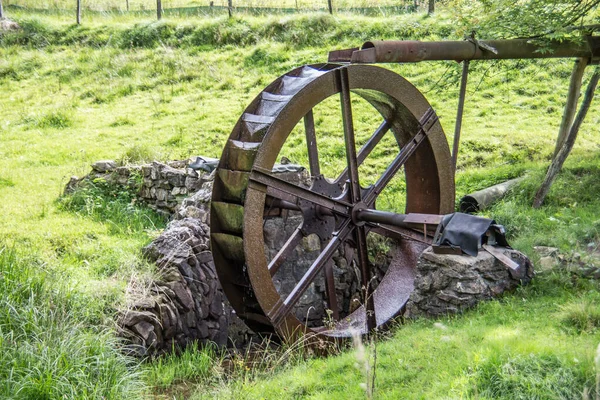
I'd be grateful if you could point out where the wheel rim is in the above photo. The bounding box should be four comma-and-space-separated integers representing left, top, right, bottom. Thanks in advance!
211, 64, 454, 341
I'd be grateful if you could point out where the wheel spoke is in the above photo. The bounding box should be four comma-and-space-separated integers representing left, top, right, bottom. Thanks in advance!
321, 239, 340, 321
364, 108, 438, 206
355, 225, 376, 332
339, 67, 362, 204
336, 120, 390, 184
269, 227, 304, 277
304, 110, 321, 177
269, 220, 354, 326
249, 167, 351, 216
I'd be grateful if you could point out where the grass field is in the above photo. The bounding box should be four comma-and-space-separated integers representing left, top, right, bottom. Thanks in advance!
1, 6, 600, 399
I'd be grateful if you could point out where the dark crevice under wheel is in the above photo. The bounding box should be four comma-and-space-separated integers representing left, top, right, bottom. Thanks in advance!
211, 64, 455, 342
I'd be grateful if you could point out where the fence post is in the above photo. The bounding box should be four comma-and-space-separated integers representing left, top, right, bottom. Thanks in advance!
76, 0, 81, 24
327, 0, 332, 14
428, 0, 434, 14
157, 0, 162, 20
228, 0, 232, 17
126, 0, 129, 11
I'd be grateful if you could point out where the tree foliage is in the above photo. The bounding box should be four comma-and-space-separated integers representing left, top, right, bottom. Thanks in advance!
448, 0, 600, 40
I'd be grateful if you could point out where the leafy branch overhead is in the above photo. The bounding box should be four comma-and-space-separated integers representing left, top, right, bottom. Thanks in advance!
449, 0, 600, 40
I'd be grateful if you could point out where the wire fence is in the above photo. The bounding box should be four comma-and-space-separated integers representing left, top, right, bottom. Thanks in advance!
4, 0, 426, 17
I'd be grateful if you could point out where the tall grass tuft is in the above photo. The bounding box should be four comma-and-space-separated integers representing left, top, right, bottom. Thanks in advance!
0, 245, 144, 399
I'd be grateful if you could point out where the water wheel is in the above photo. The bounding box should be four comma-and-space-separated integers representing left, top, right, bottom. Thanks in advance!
210, 63, 454, 342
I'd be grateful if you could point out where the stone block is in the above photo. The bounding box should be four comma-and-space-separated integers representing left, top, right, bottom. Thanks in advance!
91, 160, 116, 173
406, 246, 533, 318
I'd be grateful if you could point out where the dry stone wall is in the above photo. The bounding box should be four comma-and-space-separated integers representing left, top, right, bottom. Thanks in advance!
120, 218, 229, 355
67, 159, 210, 218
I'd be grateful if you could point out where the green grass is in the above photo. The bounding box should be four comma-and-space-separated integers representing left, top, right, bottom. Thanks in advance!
1, 7, 600, 399
206, 272, 600, 399
0, 246, 144, 399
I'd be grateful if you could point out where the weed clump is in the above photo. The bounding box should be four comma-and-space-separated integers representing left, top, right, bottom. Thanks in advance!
0, 177, 15, 188
36, 110, 73, 128
109, 116, 135, 127
558, 300, 600, 333
117, 143, 159, 165
22, 110, 73, 129
58, 176, 165, 235
119, 21, 178, 48
145, 342, 223, 390
470, 353, 594, 399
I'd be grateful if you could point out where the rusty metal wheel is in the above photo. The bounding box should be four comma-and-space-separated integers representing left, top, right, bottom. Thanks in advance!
211, 64, 454, 341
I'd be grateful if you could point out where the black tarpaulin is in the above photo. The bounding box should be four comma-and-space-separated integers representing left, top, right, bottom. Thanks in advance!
434, 213, 497, 256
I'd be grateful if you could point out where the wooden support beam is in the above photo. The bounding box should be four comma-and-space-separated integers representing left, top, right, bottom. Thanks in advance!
533, 68, 599, 208
554, 58, 589, 157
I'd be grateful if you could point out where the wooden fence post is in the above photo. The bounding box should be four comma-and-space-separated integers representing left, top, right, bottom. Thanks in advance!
157, 0, 162, 20
76, 0, 81, 24
228, 0, 232, 17
428, 0, 434, 14
327, 0, 332, 14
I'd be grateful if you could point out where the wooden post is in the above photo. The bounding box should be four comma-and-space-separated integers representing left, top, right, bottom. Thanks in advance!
327, 0, 332, 14
0, 0, 4, 19
228, 0, 232, 17
76, 0, 81, 24
126, 0, 129, 11
554, 58, 589, 157
428, 0, 434, 14
157, 0, 162, 20
452, 60, 469, 168
533, 69, 599, 208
